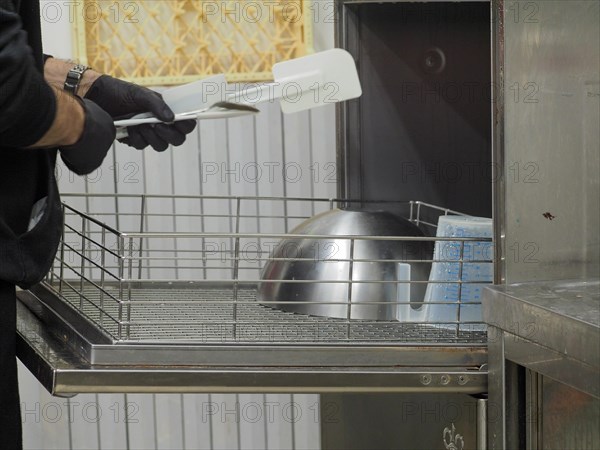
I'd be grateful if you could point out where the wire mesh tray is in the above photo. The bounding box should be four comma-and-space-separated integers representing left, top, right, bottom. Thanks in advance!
51, 283, 487, 343
32, 194, 491, 366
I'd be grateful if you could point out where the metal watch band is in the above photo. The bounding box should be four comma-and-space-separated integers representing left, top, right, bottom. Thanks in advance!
64, 64, 91, 96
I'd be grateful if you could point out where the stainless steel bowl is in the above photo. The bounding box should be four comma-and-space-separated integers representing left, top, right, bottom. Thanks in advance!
258, 208, 432, 320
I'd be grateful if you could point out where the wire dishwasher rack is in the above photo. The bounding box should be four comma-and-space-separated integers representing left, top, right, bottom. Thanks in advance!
24, 194, 492, 367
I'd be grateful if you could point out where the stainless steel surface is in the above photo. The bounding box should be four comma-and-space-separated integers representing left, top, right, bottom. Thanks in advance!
489, 332, 600, 449
483, 279, 600, 371
504, 334, 600, 399
485, 280, 600, 449
20, 283, 487, 366
258, 208, 433, 320
486, 2, 600, 447
16, 300, 488, 395
487, 326, 522, 450
476, 397, 487, 450
320, 393, 483, 450
526, 370, 540, 450
537, 376, 600, 450
491, 0, 506, 285
500, 0, 600, 283
486, 326, 503, 450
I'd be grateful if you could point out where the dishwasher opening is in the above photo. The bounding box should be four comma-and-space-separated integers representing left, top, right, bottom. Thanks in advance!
338, 1, 492, 218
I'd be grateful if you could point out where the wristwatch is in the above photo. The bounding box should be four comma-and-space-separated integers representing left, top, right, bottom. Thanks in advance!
64, 64, 91, 96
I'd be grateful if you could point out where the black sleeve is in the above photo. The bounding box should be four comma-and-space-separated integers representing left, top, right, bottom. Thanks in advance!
0, 6, 56, 148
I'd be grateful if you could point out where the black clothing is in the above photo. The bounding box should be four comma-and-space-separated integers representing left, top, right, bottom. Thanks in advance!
59, 97, 116, 175
0, 281, 21, 450
0, 0, 61, 283
1, 0, 62, 448
1, 0, 55, 146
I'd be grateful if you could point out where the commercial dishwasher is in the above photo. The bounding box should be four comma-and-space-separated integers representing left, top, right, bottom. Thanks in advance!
16, 1, 598, 449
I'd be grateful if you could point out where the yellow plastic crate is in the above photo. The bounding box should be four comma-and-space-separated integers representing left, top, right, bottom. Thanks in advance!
73, 0, 313, 85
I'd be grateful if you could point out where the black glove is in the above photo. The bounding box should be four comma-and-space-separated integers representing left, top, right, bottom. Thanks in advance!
59, 98, 116, 176
85, 75, 196, 152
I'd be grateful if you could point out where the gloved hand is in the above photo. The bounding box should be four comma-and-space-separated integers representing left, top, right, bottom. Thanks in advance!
84, 75, 196, 152
59, 98, 116, 175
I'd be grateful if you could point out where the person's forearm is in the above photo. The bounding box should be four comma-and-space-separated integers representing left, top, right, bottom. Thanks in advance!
28, 85, 85, 148
44, 57, 101, 97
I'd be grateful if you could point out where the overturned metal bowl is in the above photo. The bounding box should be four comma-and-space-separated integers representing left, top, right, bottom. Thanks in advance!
258, 208, 433, 320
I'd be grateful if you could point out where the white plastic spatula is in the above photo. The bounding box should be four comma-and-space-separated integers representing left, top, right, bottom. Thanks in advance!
162, 74, 227, 115
227, 48, 362, 113
114, 75, 258, 139
114, 49, 361, 139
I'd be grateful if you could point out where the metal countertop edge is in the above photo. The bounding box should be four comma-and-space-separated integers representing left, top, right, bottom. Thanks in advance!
482, 281, 600, 369
16, 301, 487, 396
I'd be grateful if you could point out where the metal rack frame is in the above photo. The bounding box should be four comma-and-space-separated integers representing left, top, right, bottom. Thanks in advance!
21, 194, 492, 368
15, 296, 488, 396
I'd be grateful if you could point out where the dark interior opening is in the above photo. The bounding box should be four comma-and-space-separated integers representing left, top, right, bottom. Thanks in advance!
342, 2, 492, 218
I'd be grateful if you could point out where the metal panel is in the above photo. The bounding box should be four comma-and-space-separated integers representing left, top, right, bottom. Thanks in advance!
538, 376, 600, 450
484, 279, 600, 448
500, 0, 600, 283
486, 326, 504, 450
491, 0, 506, 285
482, 280, 600, 370
320, 393, 481, 450
505, 335, 600, 401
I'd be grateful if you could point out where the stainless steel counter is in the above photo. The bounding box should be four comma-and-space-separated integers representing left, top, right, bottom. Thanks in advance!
483, 279, 600, 450
483, 278, 600, 395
